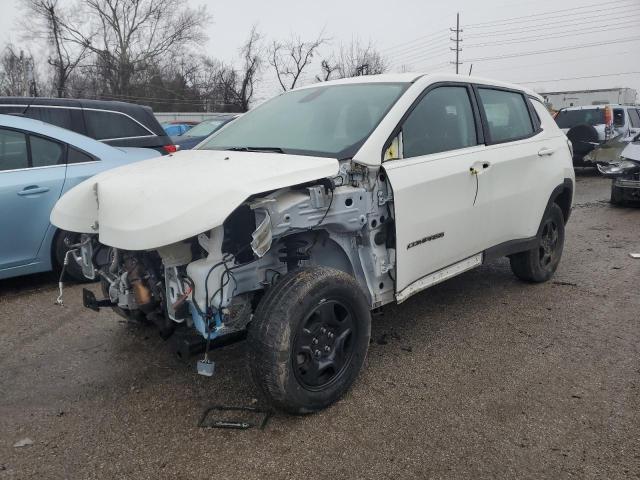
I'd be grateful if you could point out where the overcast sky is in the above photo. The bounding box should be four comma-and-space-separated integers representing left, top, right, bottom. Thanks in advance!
2, 0, 639, 103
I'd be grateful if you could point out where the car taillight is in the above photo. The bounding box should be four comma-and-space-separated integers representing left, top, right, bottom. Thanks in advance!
163, 144, 179, 154
604, 106, 613, 126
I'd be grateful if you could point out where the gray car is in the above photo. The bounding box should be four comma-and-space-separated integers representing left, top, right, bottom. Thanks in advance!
171, 114, 240, 150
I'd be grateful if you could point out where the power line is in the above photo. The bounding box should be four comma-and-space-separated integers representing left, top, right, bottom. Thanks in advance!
388, 50, 450, 69
475, 49, 636, 75
380, 30, 449, 54
465, 35, 640, 62
465, 9, 640, 38
387, 42, 451, 66
386, 38, 452, 65
465, 0, 637, 28
383, 37, 451, 60
466, 20, 640, 48
515, 71, 640, 85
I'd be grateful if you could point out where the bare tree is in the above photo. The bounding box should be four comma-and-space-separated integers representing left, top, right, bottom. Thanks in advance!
60, 0, 210, 96
23, 0, 91, 97
0, 45, 39, 96
269, 32, 327, 91
315, 59, 339, 82
232, 26, 262, 111
318, 39, 388, 80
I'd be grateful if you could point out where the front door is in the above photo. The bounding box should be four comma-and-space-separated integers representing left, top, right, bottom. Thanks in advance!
0, 129, 66, 271
383, 84, 489, 296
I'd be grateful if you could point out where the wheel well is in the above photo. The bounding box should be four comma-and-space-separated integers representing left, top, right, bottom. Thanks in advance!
51, 228, 63, 268
554, 187, 572, 224
276, 231, 355, 277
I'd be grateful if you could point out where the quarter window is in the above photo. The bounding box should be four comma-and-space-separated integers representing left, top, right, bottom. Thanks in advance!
478, 88, 534, 143
0, 128, 28, 171
30, 135, 64, 167
613, 109, 625, 127
401, 86, 477, 158
67, 146, 96, 164
84, 110, 150, 140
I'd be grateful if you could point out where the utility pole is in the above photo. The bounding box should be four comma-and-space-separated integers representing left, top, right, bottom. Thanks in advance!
450, 12, 463, 74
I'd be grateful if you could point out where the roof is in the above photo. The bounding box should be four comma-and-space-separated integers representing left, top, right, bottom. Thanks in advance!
0, 97, 165, 136
540, 88, 636, 95
294, 72, 541, 100
0, 113, 118, 158
560, 104, 636, 111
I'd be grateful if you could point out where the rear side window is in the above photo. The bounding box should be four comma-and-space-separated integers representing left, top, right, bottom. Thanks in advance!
613, 109, 625, 127
555, 108, 604, 128
630, 109, 640, 128
0, 128, 28, 171
84, 110, 150, 140
0, 106, 25, 115
24, 107, 74, 130
402, 86, 477, 158
30, 135, 64, 167
478, 88, 534, 143
67, 146, 96, 164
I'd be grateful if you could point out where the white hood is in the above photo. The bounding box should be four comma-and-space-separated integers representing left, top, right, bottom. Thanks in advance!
51, 149, 339, 250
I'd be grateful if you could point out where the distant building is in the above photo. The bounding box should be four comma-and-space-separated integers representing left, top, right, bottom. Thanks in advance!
540, 88, 637, 110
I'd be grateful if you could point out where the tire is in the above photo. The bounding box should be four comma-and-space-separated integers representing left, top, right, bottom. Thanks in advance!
566, 124, 599, 157
510, 203, 565, 283
610, 183, 627, 206
53, 230, 89, 282
247, 266, 371, 414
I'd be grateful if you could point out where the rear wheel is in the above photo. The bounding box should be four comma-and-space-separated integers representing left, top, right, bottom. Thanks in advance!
510, 203, 565, 283
247, 266, 371, 414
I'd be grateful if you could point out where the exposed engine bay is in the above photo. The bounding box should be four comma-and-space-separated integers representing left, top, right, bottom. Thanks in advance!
74, 159, 397, 345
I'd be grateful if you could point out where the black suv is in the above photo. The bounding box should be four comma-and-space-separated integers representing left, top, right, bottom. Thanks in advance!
0, 97, 175, 154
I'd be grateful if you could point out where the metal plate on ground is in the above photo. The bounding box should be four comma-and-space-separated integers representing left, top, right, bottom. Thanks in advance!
198, 405, 272, 430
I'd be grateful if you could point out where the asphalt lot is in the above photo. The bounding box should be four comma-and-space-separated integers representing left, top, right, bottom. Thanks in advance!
1, 171, 639, 479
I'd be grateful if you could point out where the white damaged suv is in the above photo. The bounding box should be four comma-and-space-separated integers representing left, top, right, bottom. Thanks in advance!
51, 73, 575, 413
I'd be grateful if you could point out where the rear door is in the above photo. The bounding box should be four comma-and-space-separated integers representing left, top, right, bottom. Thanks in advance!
474, 87, 563, 247
0, 128, 66, 270
383, 83, 489, 295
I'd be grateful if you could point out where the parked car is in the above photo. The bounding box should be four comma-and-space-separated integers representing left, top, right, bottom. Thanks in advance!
0, 97, 176, 154
51, 73, 574, 413
171, 114, 239, 150
554, 104, 640, 165
598, 132, 640, 205
162, 123, 192, 136
0, 114, 160, 281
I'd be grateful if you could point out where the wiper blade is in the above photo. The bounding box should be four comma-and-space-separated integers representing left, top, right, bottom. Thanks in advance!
233, 146, 284, 153
226, 146, 284, 153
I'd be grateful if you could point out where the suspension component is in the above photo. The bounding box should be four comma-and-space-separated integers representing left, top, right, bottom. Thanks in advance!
278, 237, 310, 270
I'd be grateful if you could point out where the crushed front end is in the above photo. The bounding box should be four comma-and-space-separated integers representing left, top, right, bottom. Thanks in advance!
598, 140, 640, 205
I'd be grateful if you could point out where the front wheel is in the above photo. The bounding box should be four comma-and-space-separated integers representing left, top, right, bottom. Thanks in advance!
247, 267, 371, 414
510, 203, 565, 283
610, 183, 627, 206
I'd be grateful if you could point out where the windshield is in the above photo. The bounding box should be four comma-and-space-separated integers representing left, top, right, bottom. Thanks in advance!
555, 108, 605, 128
199, 83, 407, 158
183, 119, 229, 137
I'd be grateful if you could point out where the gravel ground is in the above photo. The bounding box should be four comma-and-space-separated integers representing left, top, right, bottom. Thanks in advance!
1, 171, 639, 479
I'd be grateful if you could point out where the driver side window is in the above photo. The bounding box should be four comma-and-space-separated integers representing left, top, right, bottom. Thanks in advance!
401, 86, 478, 159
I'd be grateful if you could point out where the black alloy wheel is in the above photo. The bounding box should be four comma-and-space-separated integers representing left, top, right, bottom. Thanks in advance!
292, 300, 356, 390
